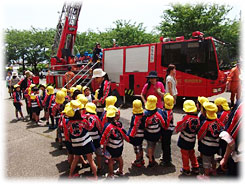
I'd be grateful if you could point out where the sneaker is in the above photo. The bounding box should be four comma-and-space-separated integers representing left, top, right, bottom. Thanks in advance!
147, 160, 157, 168
132, 160, 143, 167
114, 168, 124, 176
37, 122, 45, 126
191, 167, 199, 175
40, 117, 46, 121
105, 173, 115, 179
180, 168, 191, 176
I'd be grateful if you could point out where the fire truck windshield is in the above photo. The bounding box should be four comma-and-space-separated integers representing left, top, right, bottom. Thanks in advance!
161, 39, 218, 80
213, 39, 230, 70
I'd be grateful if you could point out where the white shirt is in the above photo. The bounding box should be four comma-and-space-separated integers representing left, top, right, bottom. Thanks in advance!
165, 75, 178, 96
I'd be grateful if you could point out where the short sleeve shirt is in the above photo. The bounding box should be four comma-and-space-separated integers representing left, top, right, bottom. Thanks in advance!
165, 75, 178, 96
141, 81, 165, 109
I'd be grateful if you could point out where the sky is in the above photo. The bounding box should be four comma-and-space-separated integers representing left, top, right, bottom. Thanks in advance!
1, 0, 243, 33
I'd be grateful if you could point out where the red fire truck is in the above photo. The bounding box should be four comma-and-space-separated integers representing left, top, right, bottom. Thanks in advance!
102, 31, 228, 98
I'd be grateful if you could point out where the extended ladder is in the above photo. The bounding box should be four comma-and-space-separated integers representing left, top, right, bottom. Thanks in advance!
51, 2, 82, 57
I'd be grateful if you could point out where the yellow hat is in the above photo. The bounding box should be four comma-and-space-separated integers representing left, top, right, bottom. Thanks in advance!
28, 84, 36, 96
214, 97, 230, 111
203, 102, 218, 120
183, 100, 197, 113
77, 95, 88, 106
55, 91, 66, 104
47, 86, 54, 95
69, 87, 77, 96
70, 100, 83, 110
14, 84, 20, 89
198, 96, 209, 106
61, 88, 68, 96
76, 85, 82, 92
132, 99, 143, 114
82, 86, 89, 94
145, 95, 157, 110
164, 94, 174, 110
106, 105, 118, 118
30, 93, 36, 100
105, 96, 117, 110
62, 105, 75, 117
85, 102, 97, 114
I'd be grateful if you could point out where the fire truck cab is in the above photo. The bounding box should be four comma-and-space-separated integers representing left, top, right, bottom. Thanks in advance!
102, 31, 227, 98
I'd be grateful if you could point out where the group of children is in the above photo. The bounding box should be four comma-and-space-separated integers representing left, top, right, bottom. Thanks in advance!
11, 82, 238, 180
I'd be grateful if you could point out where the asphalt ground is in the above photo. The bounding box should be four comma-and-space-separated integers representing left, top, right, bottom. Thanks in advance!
2, 79, 235, 182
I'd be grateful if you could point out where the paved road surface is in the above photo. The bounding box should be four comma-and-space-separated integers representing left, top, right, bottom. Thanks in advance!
3, 80, 232, 181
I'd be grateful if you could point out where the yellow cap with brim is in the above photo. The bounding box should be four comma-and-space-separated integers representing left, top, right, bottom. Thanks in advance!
63, 105, 75, 117
77, 95, 88, 106
70, 100, 83, 110
105, 96, 117, 110
198, 96, 209, 106
132, 99, 143, 114
14, 84, 20, 89
61, 88, 68, 96
30, 94, 36, 100
55, 91, 66, 104
85, 102, 97, 114
203, 101, 218, 120
214, 97, 230, 111
164, 94, 174, 110
183, 100, 197, 113
76, 85, 82, 91
69, 87, 77, 96
145, 95, 157, 110
106, 105, 118, 118
82, 86, 89, 94
47, 86, 54, 95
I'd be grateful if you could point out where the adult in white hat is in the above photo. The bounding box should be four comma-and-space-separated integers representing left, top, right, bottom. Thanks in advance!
92, 68, 111, 118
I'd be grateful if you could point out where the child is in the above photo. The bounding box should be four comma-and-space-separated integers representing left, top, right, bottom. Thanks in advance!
24, 84, 35, 121
101, 96, 117, 128
214, 97, 230, 126
197, 102, 224, 179
65, 100, 97, 179
100, 105, 129, 178
127, 99, 145, 167
61, 87, 71, 103
43, 86, 56, 129
12, 84, 24, 120
39, 84, 47, 121
197, 96, 209, 124
174, 100, 200, 176
77, 94, 88, 114
83, 86, 93, 102
52, 90, 66, 149
160, 94, 175, 167
196, 96, 209, 165
30, 86, 43, 125
143, 95, 168, 168
85, 102, 103, 175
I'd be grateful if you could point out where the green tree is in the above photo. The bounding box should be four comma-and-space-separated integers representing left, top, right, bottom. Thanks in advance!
156, 3, 240, 59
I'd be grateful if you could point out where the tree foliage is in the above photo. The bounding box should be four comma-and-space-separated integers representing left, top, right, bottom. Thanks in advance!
156, 3, 240, 59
